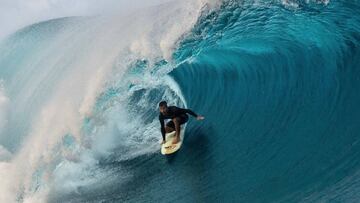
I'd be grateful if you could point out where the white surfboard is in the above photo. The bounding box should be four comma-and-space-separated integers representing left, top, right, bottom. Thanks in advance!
161, 128, 185, 155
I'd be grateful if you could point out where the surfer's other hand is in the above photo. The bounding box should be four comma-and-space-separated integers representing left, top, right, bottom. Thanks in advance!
196, 115, 205, 120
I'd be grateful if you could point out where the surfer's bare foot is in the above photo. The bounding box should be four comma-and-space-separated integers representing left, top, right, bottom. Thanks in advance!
172, 137, 180, 144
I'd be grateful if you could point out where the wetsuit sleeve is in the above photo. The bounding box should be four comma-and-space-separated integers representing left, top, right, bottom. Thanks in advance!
159, 115, 166, 141
178, 107, 198, 117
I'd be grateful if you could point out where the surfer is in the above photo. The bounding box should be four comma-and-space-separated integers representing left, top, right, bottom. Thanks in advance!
159, 101, 204, 145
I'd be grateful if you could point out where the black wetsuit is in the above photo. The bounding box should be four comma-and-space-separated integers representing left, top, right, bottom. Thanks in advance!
159, 106, 198, 141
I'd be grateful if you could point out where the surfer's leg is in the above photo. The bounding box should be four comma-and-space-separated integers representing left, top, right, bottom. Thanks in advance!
179, 114, 189, 125
165, 121, 175, 133
172, 114, 188, 144
172, 117, 181, 144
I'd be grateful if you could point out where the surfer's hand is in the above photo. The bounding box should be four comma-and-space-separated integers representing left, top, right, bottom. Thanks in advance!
196, 115, 205, 120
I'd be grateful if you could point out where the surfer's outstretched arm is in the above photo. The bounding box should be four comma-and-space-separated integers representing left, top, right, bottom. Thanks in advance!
178, 107, 204, 120
185, 109, 198, 117
177, 107, 198, 117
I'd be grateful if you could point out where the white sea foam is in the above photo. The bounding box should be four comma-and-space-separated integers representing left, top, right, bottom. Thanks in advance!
0, 145, 12, 161
0, 0, 217, 202
0, 81, 9, 135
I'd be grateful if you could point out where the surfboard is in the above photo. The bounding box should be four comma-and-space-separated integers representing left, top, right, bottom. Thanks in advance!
161, 129, 184, 155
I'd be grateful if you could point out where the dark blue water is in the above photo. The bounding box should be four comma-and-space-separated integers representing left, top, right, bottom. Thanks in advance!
115, 1, 360, 202
171, 1, 360, 202
169, 1, 360, 201
1, 0, 360, 202
88, 1, 360, 202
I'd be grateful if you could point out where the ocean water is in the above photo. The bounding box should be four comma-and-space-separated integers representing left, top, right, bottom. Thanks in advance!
1, 0, 360, 202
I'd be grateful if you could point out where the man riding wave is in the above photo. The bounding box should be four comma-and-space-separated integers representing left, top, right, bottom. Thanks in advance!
158, 101, 204, 145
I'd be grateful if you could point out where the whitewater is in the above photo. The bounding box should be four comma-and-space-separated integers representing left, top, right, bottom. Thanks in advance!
1, 0, 360, 202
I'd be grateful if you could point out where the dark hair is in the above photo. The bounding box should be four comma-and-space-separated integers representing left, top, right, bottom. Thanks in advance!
159, 101, 167, 107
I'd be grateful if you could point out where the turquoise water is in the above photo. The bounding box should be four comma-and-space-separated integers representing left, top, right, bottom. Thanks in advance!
169, 1, 360, 202
1, 0, 360, 202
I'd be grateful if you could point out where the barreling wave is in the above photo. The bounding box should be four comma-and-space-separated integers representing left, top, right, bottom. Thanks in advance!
0, 0, 360, 202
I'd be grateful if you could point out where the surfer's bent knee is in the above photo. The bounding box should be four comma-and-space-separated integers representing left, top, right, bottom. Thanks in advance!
172, 117, 180, 123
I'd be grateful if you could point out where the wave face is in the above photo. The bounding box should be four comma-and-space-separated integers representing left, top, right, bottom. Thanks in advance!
1, 0, 360, 202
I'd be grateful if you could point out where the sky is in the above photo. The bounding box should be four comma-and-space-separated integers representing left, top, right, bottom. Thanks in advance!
0, 0, 172, 40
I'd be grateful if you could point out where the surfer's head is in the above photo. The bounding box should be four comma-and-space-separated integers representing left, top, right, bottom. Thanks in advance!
159, 101, 168, 114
